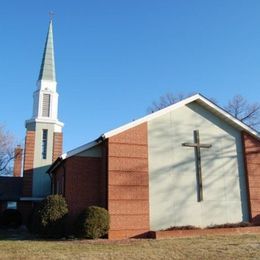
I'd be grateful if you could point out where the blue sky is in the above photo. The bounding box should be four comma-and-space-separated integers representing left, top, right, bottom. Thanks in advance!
1, 0, 260, 151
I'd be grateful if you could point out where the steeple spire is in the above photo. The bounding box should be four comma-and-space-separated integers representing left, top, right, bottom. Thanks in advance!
28, 18, 63, 122
38, 20, 56, 81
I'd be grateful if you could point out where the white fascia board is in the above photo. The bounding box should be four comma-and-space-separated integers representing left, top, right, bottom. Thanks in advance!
103, 93, 259, 140
103, 94, 201, 138
197, 94, 260, 139
62, 140, 99, 160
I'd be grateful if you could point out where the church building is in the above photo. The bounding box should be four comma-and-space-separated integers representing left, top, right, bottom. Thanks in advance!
1, 20, 260, 240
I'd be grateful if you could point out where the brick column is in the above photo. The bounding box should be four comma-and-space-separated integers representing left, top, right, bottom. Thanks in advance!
22, 131, 35, 196
13, 146, 23, 177
107, 123, 150, 239
53, 132, 63, 162
242, 132, 260, 224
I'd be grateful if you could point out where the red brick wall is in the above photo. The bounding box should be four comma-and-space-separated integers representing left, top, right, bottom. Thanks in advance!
22, 131, 35, 196
107, 123, 149, 239
242, 132, 260, 224
53, 132, 63, 162
53, 155, 105, 225
13, 146, 23, 177
52, 164, 64, 195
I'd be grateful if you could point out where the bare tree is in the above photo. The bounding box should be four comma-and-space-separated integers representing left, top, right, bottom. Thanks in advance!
225, 95, 260, 130
148, 92, 260, 131
0, 125, 18, 175
147, 93, 194, 113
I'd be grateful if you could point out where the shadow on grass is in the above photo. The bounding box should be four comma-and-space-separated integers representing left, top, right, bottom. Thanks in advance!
0, 226, 77, 241
0, 226, 38, 240
0, 226, 106, 242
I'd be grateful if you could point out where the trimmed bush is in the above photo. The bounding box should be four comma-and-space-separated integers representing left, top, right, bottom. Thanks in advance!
0, 209, 22, 228
76, 206, 110, 239
31, 195, 68, 238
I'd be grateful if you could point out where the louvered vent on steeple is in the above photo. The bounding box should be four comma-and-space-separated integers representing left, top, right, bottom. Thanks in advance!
42, 94, 51, 117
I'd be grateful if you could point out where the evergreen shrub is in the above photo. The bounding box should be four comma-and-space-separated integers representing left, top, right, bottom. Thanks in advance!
76, 206, 110, 239
31, 194, 68, 238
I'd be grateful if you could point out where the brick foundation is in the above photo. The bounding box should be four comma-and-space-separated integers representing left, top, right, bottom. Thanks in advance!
107, 123, 150, 239
242, 132, 260, 224
150, 226, 260, 239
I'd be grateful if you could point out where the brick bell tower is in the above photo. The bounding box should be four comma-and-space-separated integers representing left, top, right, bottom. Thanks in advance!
22, 19, 63, 199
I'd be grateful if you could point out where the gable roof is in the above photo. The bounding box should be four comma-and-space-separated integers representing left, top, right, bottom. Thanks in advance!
104, 93, 260, 139
48, 93, 260, 173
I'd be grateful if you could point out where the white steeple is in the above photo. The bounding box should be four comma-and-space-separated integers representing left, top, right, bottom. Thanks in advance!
23, 19, 64, 198
26, 19, 63, 132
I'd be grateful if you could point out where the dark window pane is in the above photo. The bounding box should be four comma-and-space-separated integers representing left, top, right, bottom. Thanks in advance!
42, 129, 48, 159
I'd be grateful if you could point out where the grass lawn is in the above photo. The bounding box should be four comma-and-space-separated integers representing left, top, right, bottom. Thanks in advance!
0, 230, 260, 259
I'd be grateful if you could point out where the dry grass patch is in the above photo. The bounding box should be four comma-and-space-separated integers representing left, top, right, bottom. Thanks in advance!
0, 234, 259, 259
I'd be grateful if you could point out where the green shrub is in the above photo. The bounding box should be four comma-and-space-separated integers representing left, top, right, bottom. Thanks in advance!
0, 209, 22, 228
31, 195, 68, 238
76, 206, 110, 239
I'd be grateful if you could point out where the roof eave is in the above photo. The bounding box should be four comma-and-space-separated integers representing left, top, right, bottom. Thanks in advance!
103, 93, 259, 140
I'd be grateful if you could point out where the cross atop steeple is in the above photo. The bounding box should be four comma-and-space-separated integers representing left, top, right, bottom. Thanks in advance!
49, 11, 55, 21
38, 19, 56, 81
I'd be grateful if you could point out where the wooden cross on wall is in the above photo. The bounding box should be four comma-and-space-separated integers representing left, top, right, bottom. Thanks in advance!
182, 130, 212, 202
